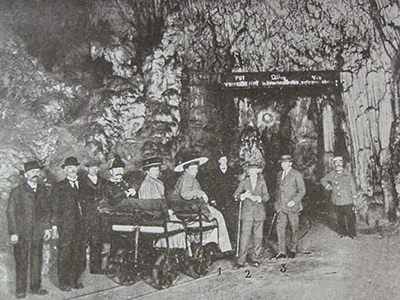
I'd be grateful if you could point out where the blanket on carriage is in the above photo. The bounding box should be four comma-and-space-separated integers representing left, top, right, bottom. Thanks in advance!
166, 192, 211, 221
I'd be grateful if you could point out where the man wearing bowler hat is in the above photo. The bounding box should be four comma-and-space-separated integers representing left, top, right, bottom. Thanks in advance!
51, 156, 86, 291
79, 159, 105, 274
275, 154, 306, 259
7, 160, 51, 298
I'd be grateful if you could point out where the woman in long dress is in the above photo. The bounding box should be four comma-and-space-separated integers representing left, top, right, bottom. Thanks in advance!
173, 154, 233, 254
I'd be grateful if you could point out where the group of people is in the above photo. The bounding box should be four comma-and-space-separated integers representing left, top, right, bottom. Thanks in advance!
7, 151, 358, 298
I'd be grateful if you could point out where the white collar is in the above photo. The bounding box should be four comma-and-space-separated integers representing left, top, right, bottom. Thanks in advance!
109, 177, 122, 183
27, 181, 37, 191
87, 174, 98, 184
67, 175, 78, 182
283, 167, 292, 174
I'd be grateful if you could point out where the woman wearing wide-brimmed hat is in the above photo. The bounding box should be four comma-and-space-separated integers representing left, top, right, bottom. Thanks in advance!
173, 153, 233, 255
138, 156, 192, 253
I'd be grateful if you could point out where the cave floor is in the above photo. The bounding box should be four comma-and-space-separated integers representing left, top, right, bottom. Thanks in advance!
3, 216, 400, 300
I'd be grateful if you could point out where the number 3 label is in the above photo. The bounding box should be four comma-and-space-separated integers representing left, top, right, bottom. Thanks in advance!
280, 264, 287, 273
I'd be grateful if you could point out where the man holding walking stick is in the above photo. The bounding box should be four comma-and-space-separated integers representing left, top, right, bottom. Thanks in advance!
233, 161, 269, 269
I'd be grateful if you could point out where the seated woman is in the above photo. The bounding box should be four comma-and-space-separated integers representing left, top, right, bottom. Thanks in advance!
138, 156, 190, 252
173, 153, 232, 255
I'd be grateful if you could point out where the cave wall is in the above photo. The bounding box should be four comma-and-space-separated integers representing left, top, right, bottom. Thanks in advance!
166, 0, 399, 201
1, 0, 398, 191
340, 0, 400, 215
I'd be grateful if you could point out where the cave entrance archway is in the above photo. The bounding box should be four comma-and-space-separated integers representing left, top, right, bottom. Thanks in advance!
219, 71, 344, 212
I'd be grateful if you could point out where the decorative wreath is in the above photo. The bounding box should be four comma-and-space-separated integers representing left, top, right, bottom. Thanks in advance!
257, 108, 277, 129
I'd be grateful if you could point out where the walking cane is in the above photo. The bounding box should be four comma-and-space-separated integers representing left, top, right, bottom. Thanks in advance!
235, 197, 243, 258
264, 212, 277, 247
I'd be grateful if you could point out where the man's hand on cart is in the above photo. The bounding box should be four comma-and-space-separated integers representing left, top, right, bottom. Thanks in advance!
199, 192, 209, 203
98, 200, 111, 214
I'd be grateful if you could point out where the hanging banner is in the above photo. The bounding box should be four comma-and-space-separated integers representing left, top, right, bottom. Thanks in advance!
221, 71, 340, 89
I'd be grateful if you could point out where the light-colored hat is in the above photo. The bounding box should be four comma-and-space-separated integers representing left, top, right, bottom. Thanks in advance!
246, 160, 262, 168
332, 156, 343, 162
278, 154, 293, 162
174, 153, 208, 172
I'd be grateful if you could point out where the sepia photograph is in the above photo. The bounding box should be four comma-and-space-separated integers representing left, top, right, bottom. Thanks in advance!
1, 0, 400, 299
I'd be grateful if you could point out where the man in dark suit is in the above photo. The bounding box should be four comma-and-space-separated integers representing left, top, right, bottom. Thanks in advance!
80, 159, 104, 274
7, 160, 51, 298
206, 151, 237, 242
98, 155, 136, 257
99, 154, 136, 212
275, 155, 306, 259
51, 156, 86, 291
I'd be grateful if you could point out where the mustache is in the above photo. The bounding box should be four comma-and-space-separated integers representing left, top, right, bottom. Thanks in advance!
32, 175, 39, 179
115, 173, 123, 176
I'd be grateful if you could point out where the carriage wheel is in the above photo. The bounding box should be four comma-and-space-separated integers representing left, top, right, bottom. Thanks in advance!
105, 249, 136, 285
152, 253, 178, 289
192, 242, 218, 276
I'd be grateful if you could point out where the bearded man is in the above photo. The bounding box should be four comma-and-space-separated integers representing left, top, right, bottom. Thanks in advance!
321, 156, 357, 239
7, 160, 51, 298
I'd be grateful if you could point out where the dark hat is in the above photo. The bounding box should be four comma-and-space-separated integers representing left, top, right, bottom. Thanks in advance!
174, 153, 208, 172
110, 154, 125, 169
278, 154, 293, 162
62, 156, 80, 168
85, 159, 102, 167
24, 160, 43, 173
142, 156, 163, 170
216, 148, 228, 159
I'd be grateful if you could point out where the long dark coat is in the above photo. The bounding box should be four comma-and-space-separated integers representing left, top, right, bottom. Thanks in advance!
51, 179, 85, 245
100, 179, 132, 210
207, 167, 237, 211
79, 175, 104, 231
7, 182, 50, 241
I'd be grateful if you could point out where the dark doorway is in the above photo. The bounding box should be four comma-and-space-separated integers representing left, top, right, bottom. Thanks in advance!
219, 72, 343, 237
